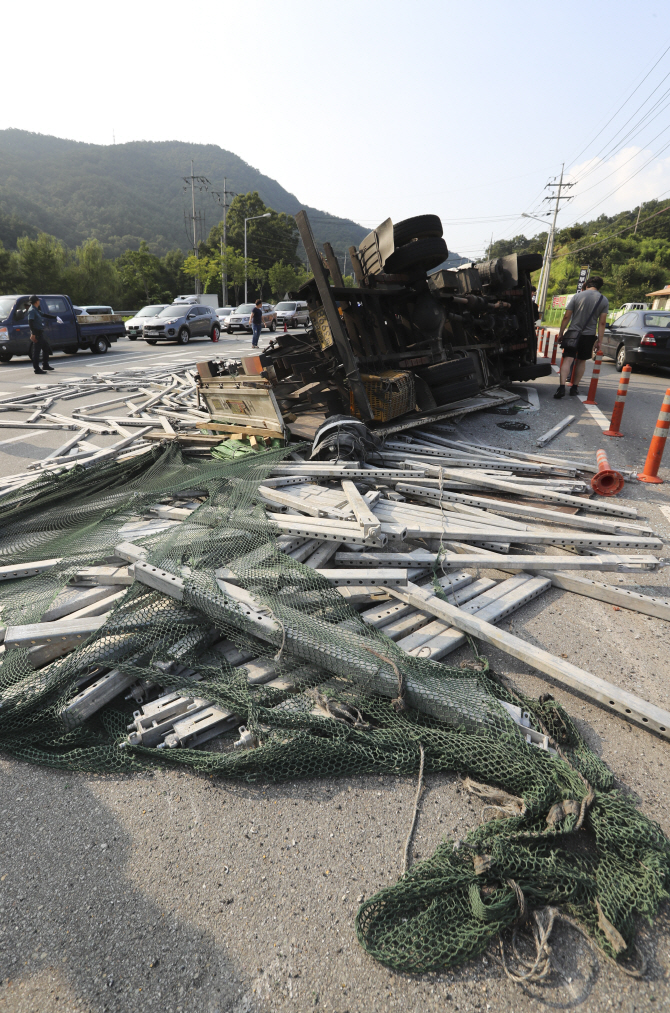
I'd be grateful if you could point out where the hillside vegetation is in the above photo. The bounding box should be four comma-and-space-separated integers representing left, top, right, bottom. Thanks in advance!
0, 129, 366, 259
487, 199, 670, 306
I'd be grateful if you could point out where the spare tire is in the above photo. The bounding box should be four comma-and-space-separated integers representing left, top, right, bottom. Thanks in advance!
393, 215, 443, 246
384, 237, 448, 275
431, 377, 481, 406
416, 358, 474, 386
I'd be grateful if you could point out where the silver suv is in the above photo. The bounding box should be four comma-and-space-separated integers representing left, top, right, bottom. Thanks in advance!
143, 303, 220, 345
273, 300, 310, 329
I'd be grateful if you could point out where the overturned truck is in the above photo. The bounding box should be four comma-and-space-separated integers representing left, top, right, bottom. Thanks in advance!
257, 211, 549, 428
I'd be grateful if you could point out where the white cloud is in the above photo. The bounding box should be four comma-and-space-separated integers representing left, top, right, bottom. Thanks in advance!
566, 145, 670, 224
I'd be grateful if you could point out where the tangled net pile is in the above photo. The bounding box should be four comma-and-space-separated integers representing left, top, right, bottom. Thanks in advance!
0, 442, 667, 974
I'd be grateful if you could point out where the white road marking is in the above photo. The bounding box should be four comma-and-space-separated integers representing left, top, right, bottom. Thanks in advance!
578, 395, 610, 431
658, 505, 670, 524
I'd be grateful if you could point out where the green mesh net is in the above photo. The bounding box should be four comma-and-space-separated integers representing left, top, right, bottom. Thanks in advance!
0, 442, 667, 974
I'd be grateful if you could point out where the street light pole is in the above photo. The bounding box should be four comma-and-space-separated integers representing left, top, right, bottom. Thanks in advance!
244, 213, 271, 303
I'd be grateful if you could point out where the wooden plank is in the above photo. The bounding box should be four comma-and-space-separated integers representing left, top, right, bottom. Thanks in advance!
388, 581, 670, 739
536, 415, 575, 447
435, 553, 659, 571
536, 571, 670, 622
295, 210, 373, 420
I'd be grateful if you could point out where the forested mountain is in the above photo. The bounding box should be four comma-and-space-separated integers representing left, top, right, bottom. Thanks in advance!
0, 130, 367, 259
486, 199, 670, 305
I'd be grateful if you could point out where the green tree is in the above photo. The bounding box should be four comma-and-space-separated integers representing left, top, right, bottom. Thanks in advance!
116, 240, 162, 303
206, 192, 300, 273
14, 232, 68, 292
267, 260, 313, 299
65, 238, 119, 305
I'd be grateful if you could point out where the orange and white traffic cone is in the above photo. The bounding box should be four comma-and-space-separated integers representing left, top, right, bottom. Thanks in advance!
584, 350, 603, 405
636, 388, 670, 484
283, 320, 288, 333
603, 365, 631, 437
550, 332, 558, 365
590, 449, 624, 496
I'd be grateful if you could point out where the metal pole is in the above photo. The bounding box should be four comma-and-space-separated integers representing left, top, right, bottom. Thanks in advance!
222, 178, 228, 306
244, 218, 248, 304
538, 163, 565, 315
191, 160, 199, 296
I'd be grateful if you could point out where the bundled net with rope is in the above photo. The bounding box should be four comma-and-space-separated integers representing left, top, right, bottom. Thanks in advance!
0, 442, 667, 976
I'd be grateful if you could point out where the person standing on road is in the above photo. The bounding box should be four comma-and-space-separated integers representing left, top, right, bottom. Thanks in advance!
531, 286, 540, 322
251, 299, 263, 348
27, 296, 56, 375
554, 277, 608, 399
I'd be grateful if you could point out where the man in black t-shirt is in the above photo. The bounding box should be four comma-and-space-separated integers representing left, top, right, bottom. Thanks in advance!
251, 300, 263, 348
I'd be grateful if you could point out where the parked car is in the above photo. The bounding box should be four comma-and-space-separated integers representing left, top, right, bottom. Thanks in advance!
75, 305, 115, 316
227, 303, 277, 333
173, 294, 220, 310
125, 304, 169, 340
143, 303, 220, 345
273, 300, 310, 329
216, 307, 235, 332
602, 310, 670, 371
0, 294, 125, 361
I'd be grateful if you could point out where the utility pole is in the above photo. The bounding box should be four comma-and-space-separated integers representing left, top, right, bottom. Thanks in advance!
634, 203, 643, 234
342, 249, 347, 280
182, 162, 210, 296
537, 164, 574, 315
211, 183, 239, 306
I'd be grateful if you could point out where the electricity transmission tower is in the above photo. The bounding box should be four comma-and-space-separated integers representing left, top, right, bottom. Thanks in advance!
182, 161, 211, 294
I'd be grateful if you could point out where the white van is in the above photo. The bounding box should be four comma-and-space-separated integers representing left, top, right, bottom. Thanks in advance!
613, 301, 649, 320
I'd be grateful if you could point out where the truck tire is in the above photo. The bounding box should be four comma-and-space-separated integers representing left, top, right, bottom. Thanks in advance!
177, 328, 190, 345
91, 337, 108, 354
64, 346, 79, 355
416, 358, 474, 386
127, 335, 137, 341
393, 215, 443, 246
0, 352, 12, 363
384, 237, 448, 275
146, 340, 158, 345
431, 377, 481, 406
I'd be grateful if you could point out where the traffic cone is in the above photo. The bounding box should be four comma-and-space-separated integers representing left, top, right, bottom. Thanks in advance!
550, 333, 558, 365
636, 387, 670, 484
590, 449, 624, 496
584, 350, 603, 405
283, 320, 287, 333
603, 365, 631, 437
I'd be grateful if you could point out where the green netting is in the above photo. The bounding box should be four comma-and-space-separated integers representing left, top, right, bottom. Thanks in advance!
0, 442, 667, 975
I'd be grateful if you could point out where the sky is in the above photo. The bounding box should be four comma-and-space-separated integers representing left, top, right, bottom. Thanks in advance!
3, 0, 670, 259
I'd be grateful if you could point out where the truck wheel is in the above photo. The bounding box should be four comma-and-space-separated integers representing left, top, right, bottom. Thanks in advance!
64, 346, 79, 355
211, 325, 220, 342
393, 214, 443, 246
177, 328, 190, 345
384, 237, 448, 274
146, 340, 158, 345
0, 352, 12, 363
91, 337, 108, 354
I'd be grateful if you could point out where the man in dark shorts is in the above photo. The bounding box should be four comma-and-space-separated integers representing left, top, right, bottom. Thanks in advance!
554, 277, 609, 398
251, 299, 263, 348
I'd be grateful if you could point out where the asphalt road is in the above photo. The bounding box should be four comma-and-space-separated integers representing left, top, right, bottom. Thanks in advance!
1, 334, 670, 1012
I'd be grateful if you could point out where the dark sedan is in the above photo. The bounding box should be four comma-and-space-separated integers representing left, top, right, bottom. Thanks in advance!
602, 310, 670, 372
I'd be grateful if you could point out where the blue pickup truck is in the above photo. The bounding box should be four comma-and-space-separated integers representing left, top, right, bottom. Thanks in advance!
0, 294, 126, 362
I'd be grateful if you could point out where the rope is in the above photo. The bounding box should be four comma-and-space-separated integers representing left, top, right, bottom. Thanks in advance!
402, 743, 425, 875
363, 645, 407, 712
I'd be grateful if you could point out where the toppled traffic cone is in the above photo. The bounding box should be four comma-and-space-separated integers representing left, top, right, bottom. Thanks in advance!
590, 449, 624, 496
